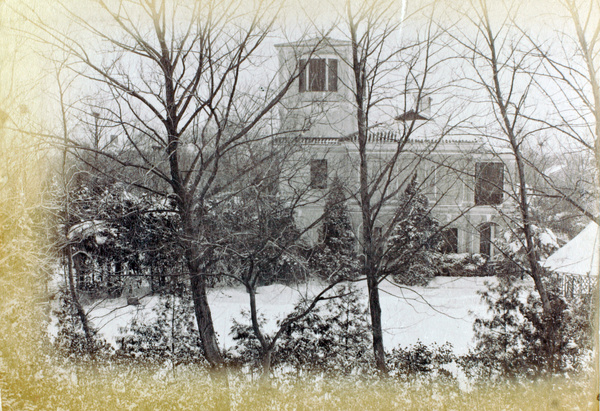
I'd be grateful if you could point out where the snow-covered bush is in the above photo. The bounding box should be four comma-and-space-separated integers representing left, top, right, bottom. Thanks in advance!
387, 340, 456, 381
53, 290, 112, 361
310, 177, 360, 282
277, 284, 372, 374
116, 290, 205, 366
460, 275, 593, 381
228, 312, 269, 370
499, 224, 561, 262
230, 284, 372, 375
436, 253, 491, 277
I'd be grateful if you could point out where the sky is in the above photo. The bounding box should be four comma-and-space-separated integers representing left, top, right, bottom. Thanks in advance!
0, 0, 596, 154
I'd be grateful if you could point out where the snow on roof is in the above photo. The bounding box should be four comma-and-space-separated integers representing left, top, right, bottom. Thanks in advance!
67, 220, 116, 245
275, 36, 351, 48
543, 222, 600, 277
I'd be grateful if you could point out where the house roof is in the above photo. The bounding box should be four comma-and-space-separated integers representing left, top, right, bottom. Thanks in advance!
543, 221, 600, 277
275, 36, 351, 48
395, 109, 429, 122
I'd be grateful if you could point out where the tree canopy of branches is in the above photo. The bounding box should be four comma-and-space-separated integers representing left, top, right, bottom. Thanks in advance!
338, 0, 449, 372
454, 0, 554, 314
26, 0, 311, 367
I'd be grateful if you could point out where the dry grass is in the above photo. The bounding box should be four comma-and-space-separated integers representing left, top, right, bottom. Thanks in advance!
2, 360, 598, 410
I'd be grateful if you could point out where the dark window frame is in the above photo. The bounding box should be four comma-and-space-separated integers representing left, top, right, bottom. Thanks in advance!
440, 228, 458, 254
299, 58, 338, 92
310, 159, 328, 189
475, 162, 504, 206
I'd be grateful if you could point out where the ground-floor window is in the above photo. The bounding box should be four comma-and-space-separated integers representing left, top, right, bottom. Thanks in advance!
440, 228, 458, 253
479, 222, 497, 257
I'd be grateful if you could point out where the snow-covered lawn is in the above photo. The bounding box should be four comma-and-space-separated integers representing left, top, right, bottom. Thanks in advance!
89, 276, 499, 355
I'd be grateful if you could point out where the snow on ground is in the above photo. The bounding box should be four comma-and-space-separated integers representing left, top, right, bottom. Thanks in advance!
89, 276, 499, 356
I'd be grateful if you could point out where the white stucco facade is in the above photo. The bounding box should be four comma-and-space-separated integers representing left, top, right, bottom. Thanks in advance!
275, 38, 512, 255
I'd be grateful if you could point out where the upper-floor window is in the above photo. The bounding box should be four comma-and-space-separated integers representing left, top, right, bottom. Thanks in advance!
310, 159, 328, 189
475, 162, 504, 206
299, 58, 338, 92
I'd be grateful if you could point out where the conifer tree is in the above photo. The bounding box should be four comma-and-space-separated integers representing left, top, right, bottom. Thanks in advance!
321, 177, 355, 254
384, 174, 441, 286
311, 177, 359, 282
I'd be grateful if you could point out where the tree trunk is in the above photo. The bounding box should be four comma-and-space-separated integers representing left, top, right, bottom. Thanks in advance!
189, 264, 223, 367
365, 258, 386, 372
260, 350, 272, 386
482, 6, 552, 316
355, 63, 387, 372
246, 273, 272, 382
66, 244, 94, 351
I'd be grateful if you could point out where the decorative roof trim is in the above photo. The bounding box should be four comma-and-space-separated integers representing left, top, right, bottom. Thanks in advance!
274, 134, 482, 145
275, 36, 352, 48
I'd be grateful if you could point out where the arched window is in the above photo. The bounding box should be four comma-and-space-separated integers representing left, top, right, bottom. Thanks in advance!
479, 222, 497, 257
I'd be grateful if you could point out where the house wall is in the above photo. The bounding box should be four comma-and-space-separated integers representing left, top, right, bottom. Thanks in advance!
275, 38, 512, 256
277, 138, 510, 255
276, 38, 356, 138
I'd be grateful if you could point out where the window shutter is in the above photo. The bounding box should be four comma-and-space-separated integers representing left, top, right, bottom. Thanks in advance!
299, 59, 306, 92
310, 159, 328, 189
309, 59, 326, 91
489, 163, 504, 204
475, 163, 484, 205
479, 223, 492, 256
328, 59, 338, 91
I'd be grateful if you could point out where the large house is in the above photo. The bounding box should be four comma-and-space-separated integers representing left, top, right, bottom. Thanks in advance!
274, 37, 512, 256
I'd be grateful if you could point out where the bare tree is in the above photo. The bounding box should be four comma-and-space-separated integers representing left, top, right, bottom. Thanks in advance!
52, 61, 97, 350
194, 141, 350, 379
524, 0, 600, 221
336, 0, 453, 372
528, 0, 600, 392
24, 0, 315, 368
452, 0, 556, 315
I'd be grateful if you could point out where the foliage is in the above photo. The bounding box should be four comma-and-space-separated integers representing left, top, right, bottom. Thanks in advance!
384, 174, 441, 286
52, 290, 113, 361
207, 191, 308, 287
436, 253, 492, 277
116, 290, 205, 366
3, 361, 597, 410
497, 220, 561, 263
229, 312, 269, 369
387, 341, 456, 382
460, 275, 594, 382
230, 284, 372, 374
310, 177, 360, 282
319, 178, 356, 255
61, 181, 184, 296
277, 284, 372, 374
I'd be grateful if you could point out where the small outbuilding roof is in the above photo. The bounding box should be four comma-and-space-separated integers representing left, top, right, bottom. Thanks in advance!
543, 221, 600, 277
